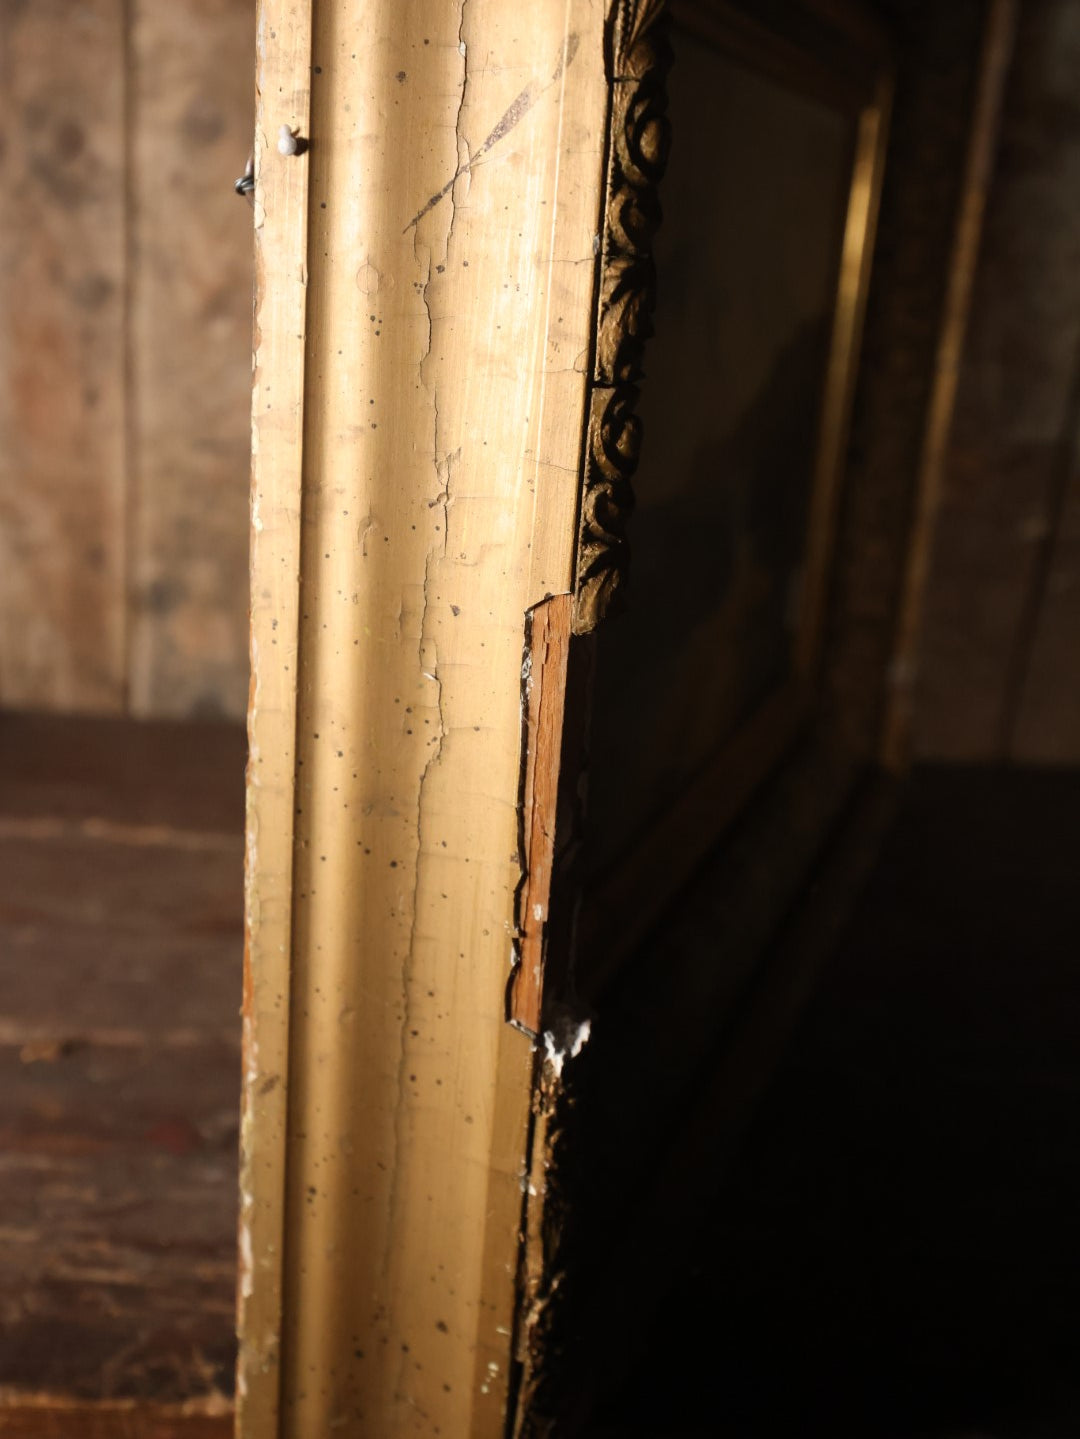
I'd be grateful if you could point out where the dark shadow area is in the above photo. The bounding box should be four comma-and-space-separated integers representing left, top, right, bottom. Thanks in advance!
594, 766, 1080, 1437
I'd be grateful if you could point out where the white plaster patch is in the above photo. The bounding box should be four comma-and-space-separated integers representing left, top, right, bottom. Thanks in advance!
239, 1217, 254, 1299
542, 1018, 592, 1079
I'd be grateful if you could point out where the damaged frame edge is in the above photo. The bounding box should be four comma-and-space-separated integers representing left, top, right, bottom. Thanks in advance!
508, 594, 574, 1040
509, 0, 673, 1027
506, 7, 673, 1432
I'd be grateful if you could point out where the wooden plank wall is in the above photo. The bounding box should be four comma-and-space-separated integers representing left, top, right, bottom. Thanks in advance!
914, 0, 1080, 764
0, 0, 254, 721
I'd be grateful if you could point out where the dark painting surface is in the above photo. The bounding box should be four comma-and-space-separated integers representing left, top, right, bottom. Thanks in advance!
585, 25, 854, 880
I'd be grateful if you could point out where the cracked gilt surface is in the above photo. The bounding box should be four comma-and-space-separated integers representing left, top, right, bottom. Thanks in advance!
244, 0, 609, 1434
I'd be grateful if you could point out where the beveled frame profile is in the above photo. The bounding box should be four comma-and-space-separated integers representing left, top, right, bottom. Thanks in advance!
239, 2, 613, 1435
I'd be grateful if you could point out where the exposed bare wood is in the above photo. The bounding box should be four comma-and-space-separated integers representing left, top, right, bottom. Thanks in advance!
511, 597, 573, 1036
127, 0, 256, 720
0, 0, 127, 713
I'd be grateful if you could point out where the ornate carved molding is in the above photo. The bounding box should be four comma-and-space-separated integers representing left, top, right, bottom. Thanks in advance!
572, 0, 672, 633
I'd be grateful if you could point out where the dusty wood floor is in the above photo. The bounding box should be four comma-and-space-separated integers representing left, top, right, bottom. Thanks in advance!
596, 766, 1080, 1438
0, 713, 243, 1429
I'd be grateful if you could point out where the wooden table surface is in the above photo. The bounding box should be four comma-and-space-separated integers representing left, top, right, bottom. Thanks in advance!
0, 713, 244, 1434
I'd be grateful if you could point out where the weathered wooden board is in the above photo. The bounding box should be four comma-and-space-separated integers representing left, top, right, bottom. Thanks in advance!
0, 0, 128, 713
0, 717, 242, 1408
127, 0, 256, 720
0, 711, 245, 832
0, 0, 255, 721
0, 835, 242, 1041
0, 1400, 231, 1439
0, 1031, 239, 1399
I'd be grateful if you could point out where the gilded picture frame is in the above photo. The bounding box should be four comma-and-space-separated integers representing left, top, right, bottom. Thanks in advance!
575, 0, 894, 989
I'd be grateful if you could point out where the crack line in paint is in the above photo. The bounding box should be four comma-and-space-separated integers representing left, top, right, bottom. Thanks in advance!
402, 30, 580, 233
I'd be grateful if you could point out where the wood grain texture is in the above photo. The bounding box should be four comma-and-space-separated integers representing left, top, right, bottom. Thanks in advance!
0, 0, 128, 713
0, 717, 242, 1411
127, 0, 256, 720
510, 597, 573, 1037
0, 711, 245, 832
0, 0, 255, 721
0, 1399, 231, 1439
914, 0, 1080, 761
